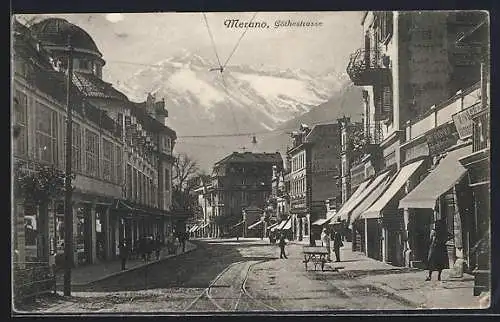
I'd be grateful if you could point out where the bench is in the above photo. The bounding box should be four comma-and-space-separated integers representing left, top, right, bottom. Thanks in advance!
302, 246, 329, 271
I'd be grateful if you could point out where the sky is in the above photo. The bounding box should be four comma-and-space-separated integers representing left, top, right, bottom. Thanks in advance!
16, 12, 364, 84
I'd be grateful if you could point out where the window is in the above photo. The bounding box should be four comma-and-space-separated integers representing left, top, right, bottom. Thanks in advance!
85, 130, 99, 177
72, 123, 82, 172
14, 90, 28, 156
116, 146, 123, 185
164, 168, 170, 191
161, 136, 170, 153
102, 139, 114, 182
382, 85, 393, 117
126, 164, 132, 198
35, 101, 58, 164
375, 11, 393, 44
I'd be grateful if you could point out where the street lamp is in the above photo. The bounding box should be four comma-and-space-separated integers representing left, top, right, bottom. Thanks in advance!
63, 35, 74, 296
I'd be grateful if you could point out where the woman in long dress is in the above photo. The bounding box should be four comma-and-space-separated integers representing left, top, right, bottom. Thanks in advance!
426, 221, 448, 281
321, 227, 332, 262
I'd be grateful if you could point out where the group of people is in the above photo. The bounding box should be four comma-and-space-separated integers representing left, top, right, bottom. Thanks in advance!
118, 231, 190, 271
320, 226, 343, 262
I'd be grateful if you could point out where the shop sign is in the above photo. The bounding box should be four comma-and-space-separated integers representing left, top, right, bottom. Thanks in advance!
452, 103, 483, 139
404, 142, 429, 163
425, 123, 457, 156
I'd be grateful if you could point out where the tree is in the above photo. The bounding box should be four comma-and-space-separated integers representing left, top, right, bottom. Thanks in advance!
172, 153, 200, 211
172, 153, 199, 192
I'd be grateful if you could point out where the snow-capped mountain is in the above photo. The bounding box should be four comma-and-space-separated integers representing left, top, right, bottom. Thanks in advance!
113, 51, 352, 170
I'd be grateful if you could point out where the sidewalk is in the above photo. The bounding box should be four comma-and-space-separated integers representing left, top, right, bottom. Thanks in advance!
328, 242, 481, 309
55, 241, 197, 286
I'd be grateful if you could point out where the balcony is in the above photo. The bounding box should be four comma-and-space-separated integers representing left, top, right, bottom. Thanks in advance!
472, 109, 489, 152
346, 47, 390, 86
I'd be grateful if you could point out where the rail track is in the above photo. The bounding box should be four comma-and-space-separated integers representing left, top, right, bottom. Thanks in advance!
183, 260, 277, 312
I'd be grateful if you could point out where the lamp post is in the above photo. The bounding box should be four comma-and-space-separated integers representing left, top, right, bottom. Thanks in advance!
63, 35, 74, 296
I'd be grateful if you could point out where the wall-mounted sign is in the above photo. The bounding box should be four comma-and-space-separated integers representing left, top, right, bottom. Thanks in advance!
452, 103, 483, 139
425, 123, 457, 156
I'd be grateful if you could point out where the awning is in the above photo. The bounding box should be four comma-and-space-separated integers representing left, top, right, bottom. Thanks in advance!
349, 173, 393, 226
335, 178, 373, 222
341, 171, 392, 222
312, 218, 329, 226
364, 159, 425, 219
267, 222, 280, 230
199, 223, 209, 229
399, 144, 472, 209
189, 225, 199, 233
248, 220, 264, 230
282, 218, 292, 230
230, 221, 245, 229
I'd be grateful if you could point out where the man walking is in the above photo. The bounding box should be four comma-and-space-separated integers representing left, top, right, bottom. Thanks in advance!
119, 240, 129, 271
279, 233, 288, 259
332, 226, 343, 262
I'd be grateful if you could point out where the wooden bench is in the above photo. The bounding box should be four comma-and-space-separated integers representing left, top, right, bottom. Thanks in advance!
302, 246, 329, 271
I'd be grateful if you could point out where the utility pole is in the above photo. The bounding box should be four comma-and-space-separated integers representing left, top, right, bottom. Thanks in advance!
64, 35, 74, 296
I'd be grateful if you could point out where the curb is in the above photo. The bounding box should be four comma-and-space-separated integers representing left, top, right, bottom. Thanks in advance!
59, 242, 198, 287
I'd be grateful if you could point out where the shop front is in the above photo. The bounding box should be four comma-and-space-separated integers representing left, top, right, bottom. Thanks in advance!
399, 143, 474, 273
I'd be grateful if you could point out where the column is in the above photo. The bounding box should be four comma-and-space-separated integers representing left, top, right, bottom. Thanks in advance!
104, 206, 111, 260
90, 202, 97, 264
403, 208, 412, 267
37, 202, 50, 262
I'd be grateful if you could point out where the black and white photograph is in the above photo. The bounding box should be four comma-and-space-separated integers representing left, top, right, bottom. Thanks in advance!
11, 10, 492, 314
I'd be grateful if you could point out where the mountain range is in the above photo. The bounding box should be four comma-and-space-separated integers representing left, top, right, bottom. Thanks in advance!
114, 51, 363, 171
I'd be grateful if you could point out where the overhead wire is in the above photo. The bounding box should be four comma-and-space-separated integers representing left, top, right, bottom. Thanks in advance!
222, 12, 258, 69
202, 13, 223, 69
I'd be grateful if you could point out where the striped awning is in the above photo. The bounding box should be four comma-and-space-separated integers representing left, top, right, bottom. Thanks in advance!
312, 218, 329, 226
189, 225, 199, 233
230, 221, 245, 229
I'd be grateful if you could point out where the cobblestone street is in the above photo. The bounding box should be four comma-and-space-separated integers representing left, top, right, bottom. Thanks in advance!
15, 238, 483, 313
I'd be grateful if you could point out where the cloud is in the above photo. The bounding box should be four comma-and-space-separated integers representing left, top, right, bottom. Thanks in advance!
105, 13, 125, 23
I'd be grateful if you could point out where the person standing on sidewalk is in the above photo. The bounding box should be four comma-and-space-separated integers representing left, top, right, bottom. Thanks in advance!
279, 233, 288, 259
321, 227, 332, 262
155, 235, 161, 260
426, 221, 447, 281
332, 226, 343, 262
119, 240, 129, 271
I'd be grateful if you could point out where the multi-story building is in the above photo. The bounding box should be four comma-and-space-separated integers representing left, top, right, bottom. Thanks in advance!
342, 11, 489, 272
287, 123, 341, 244
12, 18, 182, 268
210, 152, 283, 237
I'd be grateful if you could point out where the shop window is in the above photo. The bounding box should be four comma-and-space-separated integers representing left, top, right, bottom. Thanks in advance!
14, 90, 28, 157
85, 130, 99, 177
35, 101, 58, 164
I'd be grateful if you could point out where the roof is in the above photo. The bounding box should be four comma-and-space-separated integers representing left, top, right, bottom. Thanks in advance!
129, 101, 177, 138
73, 72, 129, 101
29, 18, 102, 57
215, 152, 283, 166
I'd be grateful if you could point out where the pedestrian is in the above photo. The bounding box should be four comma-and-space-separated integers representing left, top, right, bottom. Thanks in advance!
278, 233, 287, 259
155, 235, 161, 260
426, 221, 448, 281
118, 240, 129, 270
321, 227, 332, 262
332, 226, 343, 262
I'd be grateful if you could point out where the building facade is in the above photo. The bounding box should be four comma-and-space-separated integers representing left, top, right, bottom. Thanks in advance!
342, 11, 489, 277
12, 18, 182, 268
287, 123, 342, 244
209, 152, 283, 237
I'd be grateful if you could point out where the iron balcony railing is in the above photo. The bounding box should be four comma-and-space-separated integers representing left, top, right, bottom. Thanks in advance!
346, 47, 387, 84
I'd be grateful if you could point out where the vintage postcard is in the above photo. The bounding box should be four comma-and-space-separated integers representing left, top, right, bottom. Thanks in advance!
11, 11, 491, 314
